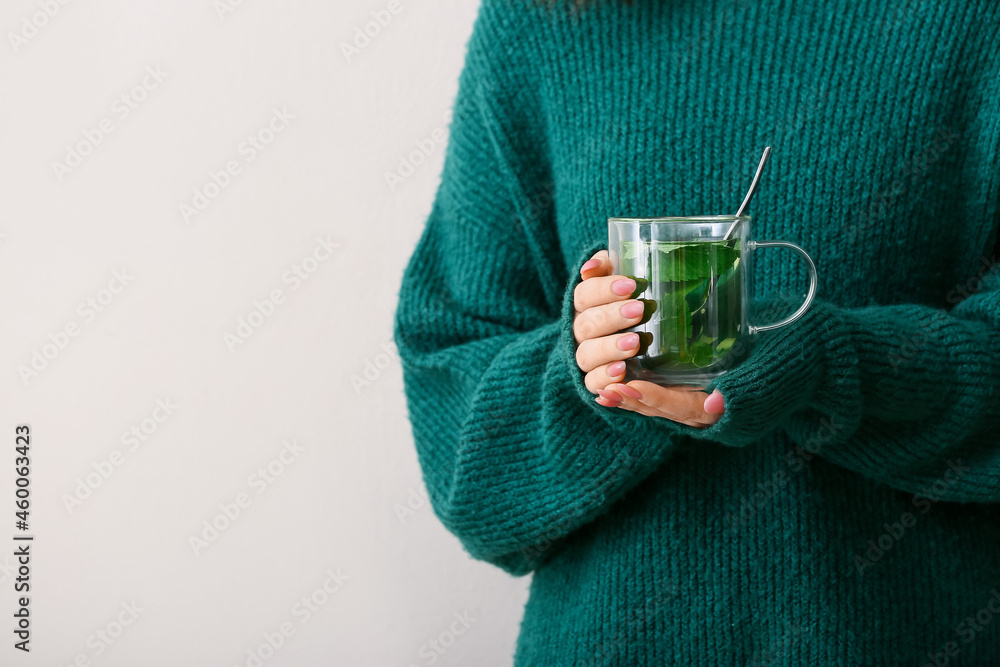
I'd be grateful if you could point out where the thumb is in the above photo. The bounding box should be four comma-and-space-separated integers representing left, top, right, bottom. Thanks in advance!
704, 389, 726, 415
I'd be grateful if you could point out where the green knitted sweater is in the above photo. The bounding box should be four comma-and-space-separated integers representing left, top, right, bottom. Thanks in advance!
394, 1, 1000, 664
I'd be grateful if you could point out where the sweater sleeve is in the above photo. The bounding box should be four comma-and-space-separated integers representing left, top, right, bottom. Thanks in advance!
393, 8, 687, 576
694, 247, 1000, 503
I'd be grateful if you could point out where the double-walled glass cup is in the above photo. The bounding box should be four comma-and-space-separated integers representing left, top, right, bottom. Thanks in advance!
608, 215, 817, 387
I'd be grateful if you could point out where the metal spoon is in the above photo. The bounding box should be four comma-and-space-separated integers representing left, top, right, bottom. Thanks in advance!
724, 146, 771, 239
690, 147, 773, 329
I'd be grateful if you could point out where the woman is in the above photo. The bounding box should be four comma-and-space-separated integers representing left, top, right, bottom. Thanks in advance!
394, 0, 1000, 663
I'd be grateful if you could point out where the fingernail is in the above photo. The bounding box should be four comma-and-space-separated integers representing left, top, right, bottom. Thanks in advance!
611, 279, 636, 296
616, 384, 642, 400
607, 361, 626, 377
580, 259, 601, 273
617, 333, 640, 350
596, 389, 622, 404
704, 389, 726, 415
620, 301, 645, 318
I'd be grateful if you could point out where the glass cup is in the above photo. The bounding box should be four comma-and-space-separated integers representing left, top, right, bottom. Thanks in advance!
608, 215, 817, 387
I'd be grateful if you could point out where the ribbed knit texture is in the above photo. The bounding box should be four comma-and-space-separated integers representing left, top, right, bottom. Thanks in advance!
393, 1, 1000, 664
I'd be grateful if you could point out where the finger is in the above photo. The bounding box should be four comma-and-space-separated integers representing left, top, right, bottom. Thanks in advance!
612, 391, 692, 422
600, 382, 667, 418
615, 391, 715, 428
584, 360, 628, 394
579, 250, 611, 279
618, 381, 721, 427
573, 274, 648, 313
574, 298, 653, 344
637, 382, 720, 427
595, 388, 623, 408
576, 332, 641, 374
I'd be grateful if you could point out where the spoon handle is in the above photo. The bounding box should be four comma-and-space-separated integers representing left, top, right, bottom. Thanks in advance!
724, 146, 772, 240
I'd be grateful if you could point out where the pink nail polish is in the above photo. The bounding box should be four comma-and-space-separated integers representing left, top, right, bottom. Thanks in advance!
607, 361, 626, 376
596, 389, 622, 404
620, 301, 645, 318
617, 333, 640, 350
581, 259, 601, 273
611, 279, 636, 296
704, 390, 726, 415
616, 384, 642, 400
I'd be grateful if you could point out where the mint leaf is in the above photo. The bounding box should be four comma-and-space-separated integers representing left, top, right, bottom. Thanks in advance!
652, 241, 739, 283
716, 337, 736, 354
688, 340, 715, 367
621, 241, 649, 261
619, 241, 649, 280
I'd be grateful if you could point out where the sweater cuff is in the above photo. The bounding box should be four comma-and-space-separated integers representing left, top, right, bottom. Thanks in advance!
700, 297, 862, 446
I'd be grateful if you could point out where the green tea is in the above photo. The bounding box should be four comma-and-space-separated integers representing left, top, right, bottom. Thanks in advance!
620, 239, 743, 379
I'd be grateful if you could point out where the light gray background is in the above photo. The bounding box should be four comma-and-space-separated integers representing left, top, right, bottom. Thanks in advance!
1, 1, 531, 665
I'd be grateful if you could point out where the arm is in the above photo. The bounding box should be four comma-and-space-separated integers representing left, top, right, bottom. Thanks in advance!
393, 9, 685, 575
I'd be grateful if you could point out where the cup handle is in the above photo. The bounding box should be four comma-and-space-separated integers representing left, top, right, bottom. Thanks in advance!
748, 240, 818, 334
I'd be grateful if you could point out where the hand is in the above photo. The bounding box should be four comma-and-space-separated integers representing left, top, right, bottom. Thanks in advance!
574, 250, 726, 429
